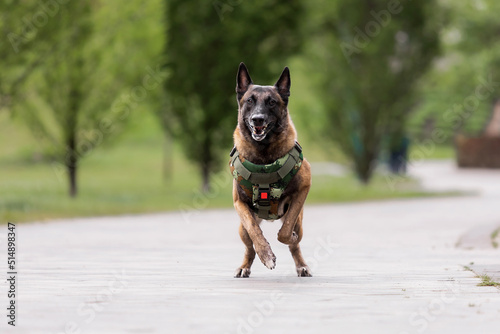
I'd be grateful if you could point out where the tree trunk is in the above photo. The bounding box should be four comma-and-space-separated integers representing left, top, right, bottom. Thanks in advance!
201, 136, 212, 193
201, 163, 210, 193
356, 164, 371, 184
355, 151, 375, 184
162, 135, 173, 183
68, 162, 77, 197
67, 137, 78, 198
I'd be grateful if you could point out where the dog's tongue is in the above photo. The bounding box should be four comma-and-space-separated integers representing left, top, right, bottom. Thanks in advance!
254, 126, 264, 134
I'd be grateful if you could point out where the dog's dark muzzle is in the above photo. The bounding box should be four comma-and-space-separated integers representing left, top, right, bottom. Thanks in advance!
249, 115, 273, 141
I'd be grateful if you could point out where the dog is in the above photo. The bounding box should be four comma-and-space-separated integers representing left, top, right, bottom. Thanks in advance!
230, 62, 312, 278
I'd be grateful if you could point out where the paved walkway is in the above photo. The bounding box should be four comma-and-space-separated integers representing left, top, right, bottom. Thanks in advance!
409, 159, 500, 197
1, 160, 500, 334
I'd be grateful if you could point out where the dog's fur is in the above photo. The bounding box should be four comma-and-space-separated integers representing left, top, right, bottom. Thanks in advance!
232, 63, 312, 278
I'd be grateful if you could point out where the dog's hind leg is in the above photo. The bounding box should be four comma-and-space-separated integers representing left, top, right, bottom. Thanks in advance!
288, 210, 312, 277
234, 223, 256, 278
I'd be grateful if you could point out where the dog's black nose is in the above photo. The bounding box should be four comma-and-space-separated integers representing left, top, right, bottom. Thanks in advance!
251, 115, 265, 127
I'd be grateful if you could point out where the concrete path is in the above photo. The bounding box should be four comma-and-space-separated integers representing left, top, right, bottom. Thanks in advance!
1, 160, 500, 334
408, 159, 500, 196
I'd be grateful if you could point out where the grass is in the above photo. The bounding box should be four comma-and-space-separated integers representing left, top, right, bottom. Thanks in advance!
408, 143, 455, 160
463, 265, 500, 288
0, 111, 456, 223
477, 274, 500, 287
491, 228, 499, 249
307, 173, 450, 203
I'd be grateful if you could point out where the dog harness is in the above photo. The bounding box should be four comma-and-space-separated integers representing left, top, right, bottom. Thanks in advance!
229, 142, 303, 220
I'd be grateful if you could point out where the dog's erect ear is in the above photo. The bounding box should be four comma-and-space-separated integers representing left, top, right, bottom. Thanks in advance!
275, 67, 291, 103
236, 62, 252, 101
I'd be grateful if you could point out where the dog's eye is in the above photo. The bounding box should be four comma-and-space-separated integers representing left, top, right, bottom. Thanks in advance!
269, 100, 276, 107
246, 98, 253, 104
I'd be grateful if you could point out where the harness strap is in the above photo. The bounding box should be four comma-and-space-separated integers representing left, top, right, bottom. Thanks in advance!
230, 144, 301, 185
230, 142, 303, 220
256, 183, 271, 219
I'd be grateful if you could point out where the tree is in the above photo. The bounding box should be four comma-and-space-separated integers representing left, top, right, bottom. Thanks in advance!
409, 0, 500, 142
161, 0, 304, 191
306, 0, 441, 182
9, 1, 164, 197
0, 1, 57, 111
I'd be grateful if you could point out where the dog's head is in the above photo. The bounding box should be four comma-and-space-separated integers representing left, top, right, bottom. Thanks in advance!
236, 62, 291, 143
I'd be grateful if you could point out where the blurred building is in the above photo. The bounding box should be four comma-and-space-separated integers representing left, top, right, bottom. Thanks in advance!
456, 100, 500, 168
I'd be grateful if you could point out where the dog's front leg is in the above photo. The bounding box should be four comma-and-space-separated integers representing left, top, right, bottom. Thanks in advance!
282, 207, 312, 277
277, 168, 312, 277
279, 201, 312, 277
277, 185, 310, 245
234, 199, 276, 271
277, 161, 311, 245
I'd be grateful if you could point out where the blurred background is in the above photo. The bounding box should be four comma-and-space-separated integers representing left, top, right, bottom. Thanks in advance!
1, 0, 499, 222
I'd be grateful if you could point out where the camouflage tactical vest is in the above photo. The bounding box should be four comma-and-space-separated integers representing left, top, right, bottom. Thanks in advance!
229, 142, 303, 220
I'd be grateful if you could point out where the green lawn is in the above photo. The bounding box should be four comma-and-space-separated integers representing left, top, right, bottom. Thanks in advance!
0, 111, 455, 223
408, 143, 456, 160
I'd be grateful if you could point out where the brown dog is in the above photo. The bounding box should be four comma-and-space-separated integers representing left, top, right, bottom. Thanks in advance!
230, 63, 312, 278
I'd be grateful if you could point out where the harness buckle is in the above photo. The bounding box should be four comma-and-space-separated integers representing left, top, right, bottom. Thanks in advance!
257, 186, 270, 206
294, 141, 302, 153
229, 146, 237, 157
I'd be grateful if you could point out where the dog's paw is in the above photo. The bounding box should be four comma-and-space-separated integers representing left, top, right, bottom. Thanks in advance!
264, 255, 276, 270
296, 266, 312, 277
277, 231, 299, 245
234, 268, 251, 278
256, 246, 276, 270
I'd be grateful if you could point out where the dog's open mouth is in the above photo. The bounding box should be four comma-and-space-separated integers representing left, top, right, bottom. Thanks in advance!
250, 123, 272, 141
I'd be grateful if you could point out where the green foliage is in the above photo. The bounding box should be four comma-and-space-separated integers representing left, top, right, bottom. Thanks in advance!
305, 0, 442, 182
4, 0, 164, 196
4, 0, 500, 213
409, 0, 500, 143
0, 0, 54, 108
161, 0, 304, 190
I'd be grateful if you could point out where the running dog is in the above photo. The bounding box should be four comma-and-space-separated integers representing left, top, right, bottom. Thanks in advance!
230, 62, 312, 277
